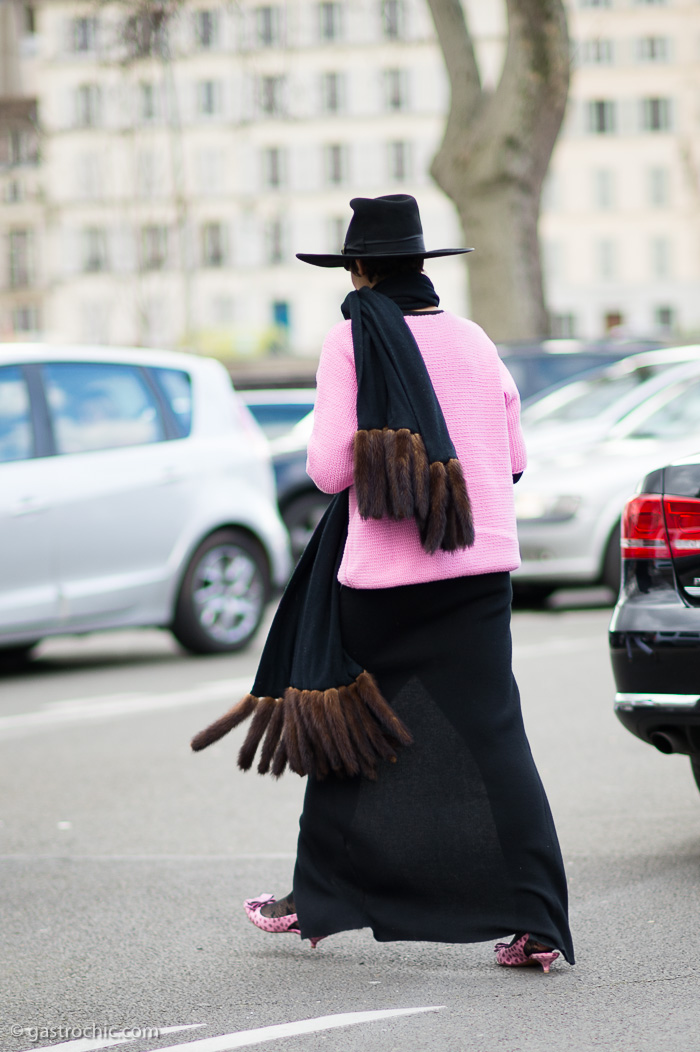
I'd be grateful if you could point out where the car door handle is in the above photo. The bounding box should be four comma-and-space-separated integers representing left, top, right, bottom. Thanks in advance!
11, 495, 49, 516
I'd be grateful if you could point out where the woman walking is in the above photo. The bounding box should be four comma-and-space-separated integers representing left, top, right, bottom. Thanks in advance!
193, 194, 574, 971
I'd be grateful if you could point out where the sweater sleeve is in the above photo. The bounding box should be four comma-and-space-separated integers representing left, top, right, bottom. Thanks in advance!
498, 358, 527, 476
306, 322, 358, 494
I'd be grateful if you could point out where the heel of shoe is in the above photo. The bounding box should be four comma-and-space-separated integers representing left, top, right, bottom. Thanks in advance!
528, 950, 560, 974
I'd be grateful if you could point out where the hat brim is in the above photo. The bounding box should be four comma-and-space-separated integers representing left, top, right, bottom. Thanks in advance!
296, 247, 474, 268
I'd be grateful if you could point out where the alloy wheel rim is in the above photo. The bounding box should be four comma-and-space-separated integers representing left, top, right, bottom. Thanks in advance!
191, 544, 264, 644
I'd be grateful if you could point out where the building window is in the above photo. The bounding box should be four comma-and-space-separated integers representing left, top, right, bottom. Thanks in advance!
262, 146, 285, 189
9, 230, 34, 288
381, 0, 404, 39
256, 6, 280, 46
587, 100, 615, 134
23, 5, 37, 35
140, 82, 158, 122
651, 237, 671, 278
321, 72, 344, 113
259, 76, 286, 117
271, 300, 291, 349
195, 10, 219, 49
388, 141, 411, 182
637, 37, 668, 62
384, 69, 408, 112
654, 306, 674, 331
71, 16, 98, 52
75, 84, 101, 128
593, 169, 615, 209
325, 144, 347, 185
13, 305, 39, 333
201, 222, 226, 267
648, 167, 669, 207
83, 227, 108, 273
124, 10, 168, 59
549, 313, 577, 339
641, 98, 673, 132
328, 216, 345, 252
634, 0, 666, 5
595, 239, 617, 280
265, 218, 285, 264
140, 226, 168, 270
319, 2, 342, 41
7, 126, 38, 166
580, 0, 611, 7
604, 311, 624, 332
197, 81, 221, 116
580, 39, 614, 64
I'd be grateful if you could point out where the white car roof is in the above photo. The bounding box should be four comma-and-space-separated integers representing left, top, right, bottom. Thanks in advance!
0, 342, 217, 374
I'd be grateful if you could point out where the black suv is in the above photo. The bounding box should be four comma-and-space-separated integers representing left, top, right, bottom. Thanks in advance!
610, 453, 700, 794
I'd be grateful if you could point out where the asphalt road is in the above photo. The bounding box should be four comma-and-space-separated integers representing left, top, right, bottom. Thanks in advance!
2, 597, 700, 1052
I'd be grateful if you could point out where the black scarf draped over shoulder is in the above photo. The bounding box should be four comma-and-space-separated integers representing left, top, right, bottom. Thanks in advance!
191, 271, 474, 780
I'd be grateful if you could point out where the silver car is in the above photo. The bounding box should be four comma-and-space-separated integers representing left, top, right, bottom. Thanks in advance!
514, 359, 700, 601
0, 344, 291, 662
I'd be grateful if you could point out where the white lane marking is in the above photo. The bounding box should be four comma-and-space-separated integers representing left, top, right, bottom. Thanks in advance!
20, 1024, 205, 1052
0, 677, 252, 740
513, 637, 600, 659
152, 1008, 444, 1052
17, 1010, 442, 1052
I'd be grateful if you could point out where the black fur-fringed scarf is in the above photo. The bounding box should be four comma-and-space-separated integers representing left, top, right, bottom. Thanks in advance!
191, 272, 474, 780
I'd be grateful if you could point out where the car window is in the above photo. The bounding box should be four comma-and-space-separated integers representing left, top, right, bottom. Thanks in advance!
246, 402, 315, 439
626, 379, 700, 440
0, 365, 33, 463
151, 367, 193, 438
42, 362, 165, 454
523, 373, 645, 426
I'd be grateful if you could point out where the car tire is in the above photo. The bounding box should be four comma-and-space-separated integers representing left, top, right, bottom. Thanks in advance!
0, 642, 39, 670
691, 756, 700, 795
171, 529, 269, 655
602, 521, 622, 596
281, 491, 333, 562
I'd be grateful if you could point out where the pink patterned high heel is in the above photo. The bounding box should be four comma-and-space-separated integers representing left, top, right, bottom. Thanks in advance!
243, 894, 324, 948
494, 933, 560, 974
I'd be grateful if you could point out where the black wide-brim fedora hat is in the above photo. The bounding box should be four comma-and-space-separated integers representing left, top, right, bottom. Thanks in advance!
296, 194, 473, 268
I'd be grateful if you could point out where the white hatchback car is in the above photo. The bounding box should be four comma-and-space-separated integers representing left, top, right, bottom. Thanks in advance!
0, 344, 291, 661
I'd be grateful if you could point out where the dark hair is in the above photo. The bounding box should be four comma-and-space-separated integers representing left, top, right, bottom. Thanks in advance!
345, 255, 425, 282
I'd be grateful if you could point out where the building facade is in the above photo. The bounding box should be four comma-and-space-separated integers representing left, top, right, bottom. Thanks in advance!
0, 0, 698, 353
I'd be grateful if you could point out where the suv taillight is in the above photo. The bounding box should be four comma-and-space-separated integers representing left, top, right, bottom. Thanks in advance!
621, 495, 669, 559
664, 497, 700, 556
621, 493, 700, 559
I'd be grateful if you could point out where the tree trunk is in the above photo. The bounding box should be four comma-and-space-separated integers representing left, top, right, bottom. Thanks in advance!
427, 0, 570, 341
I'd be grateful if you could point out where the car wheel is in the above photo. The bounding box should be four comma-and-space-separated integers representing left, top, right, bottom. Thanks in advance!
282, 491, 333, 562
0, 642, 39, 670
691, 756, 700, 795
172, 530, 269, 655
602, 521, 622, 596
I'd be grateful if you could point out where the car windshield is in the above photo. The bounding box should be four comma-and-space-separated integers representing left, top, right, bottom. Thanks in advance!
625, 379, 700, 440
522, 363, 669, 427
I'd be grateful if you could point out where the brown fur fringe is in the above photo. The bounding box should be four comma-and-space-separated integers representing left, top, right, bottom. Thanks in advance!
353, 429, 475, 554
190, 670, 413, 781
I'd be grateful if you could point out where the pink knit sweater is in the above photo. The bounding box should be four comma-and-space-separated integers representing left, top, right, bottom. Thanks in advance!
307, 310, 526, 589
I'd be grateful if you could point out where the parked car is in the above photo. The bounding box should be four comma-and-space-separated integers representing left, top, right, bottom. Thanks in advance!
610, 452, 700, 796
513, 360, 700, 601
522, 345, 700, 455
498, 337, 666, 404
239, 387, 316, 440
268, 410, 331, 560
0, 344, 291, 663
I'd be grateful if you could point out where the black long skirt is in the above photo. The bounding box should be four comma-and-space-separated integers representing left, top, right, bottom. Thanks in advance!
292, 571, 575, 964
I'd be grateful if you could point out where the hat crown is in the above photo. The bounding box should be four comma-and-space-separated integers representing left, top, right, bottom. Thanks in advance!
343, 194, 426, 256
